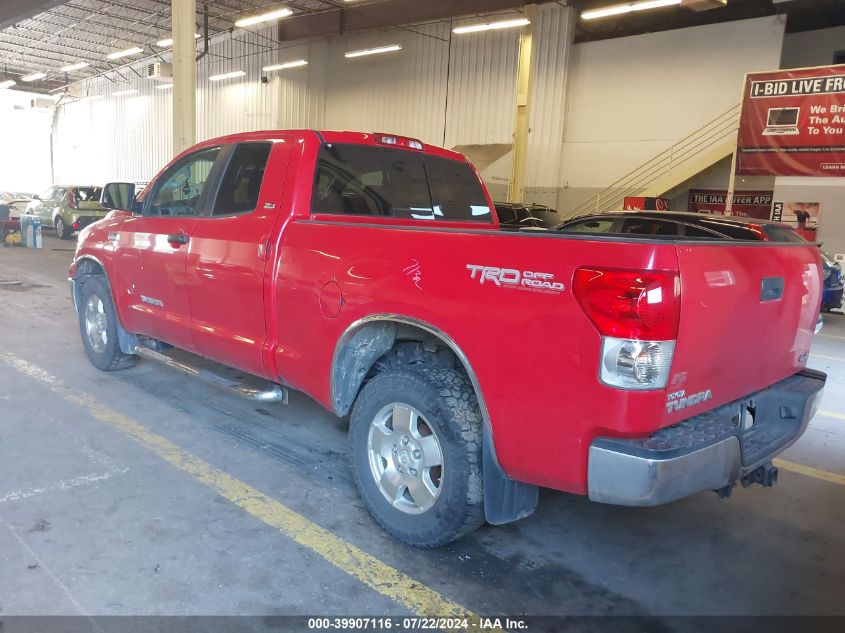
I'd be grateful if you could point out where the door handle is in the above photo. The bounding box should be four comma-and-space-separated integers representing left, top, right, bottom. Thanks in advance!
167, 232, 189, 247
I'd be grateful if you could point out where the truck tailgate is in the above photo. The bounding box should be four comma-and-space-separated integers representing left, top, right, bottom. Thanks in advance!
666, 241, 822, 421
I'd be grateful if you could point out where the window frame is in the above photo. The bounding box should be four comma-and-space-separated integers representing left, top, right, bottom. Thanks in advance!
142, 145, 223, 218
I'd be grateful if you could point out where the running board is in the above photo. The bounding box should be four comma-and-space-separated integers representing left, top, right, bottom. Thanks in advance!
134, 346, 288, 404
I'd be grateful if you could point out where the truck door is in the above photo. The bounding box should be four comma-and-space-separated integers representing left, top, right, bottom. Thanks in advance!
111, 146, 222, 351
185, 140, 291, 378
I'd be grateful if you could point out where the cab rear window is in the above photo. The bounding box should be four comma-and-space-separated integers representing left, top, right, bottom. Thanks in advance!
311, 144, 491, 222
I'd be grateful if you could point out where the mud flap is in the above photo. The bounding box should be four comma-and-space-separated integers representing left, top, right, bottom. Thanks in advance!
483, 424, 539, 525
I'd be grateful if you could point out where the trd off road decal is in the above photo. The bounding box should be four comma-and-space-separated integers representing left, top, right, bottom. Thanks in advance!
466, 264, 565, 295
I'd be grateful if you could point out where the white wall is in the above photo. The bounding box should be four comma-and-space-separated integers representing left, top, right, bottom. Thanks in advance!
0, 89, 54, 193
781, 26, 845, 69
50, 8, 802, 212
52, 6, 576, 189
558, 15, 786, 196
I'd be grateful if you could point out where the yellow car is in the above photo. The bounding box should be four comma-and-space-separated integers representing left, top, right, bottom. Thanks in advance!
25, 185, 107, 240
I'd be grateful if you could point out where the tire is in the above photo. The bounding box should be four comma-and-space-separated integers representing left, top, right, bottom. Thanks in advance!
77, 276, 138, 371
349, 366, 484, 548
55, 216, 70, 240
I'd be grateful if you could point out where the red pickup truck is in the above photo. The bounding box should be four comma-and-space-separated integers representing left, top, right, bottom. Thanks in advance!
70, 130, 826, 547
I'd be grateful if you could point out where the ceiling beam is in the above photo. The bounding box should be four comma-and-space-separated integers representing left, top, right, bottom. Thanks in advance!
278, 0, 557, 41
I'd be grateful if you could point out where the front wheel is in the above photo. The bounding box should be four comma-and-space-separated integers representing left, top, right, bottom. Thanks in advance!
77, 276, 137, 371
349, 366, 485, 548
55, 216, 70, 240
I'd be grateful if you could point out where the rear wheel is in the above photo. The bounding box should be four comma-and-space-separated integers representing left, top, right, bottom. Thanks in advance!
77, 276, 137, 371
349, 366, 484, 548
55, 216, 70, 240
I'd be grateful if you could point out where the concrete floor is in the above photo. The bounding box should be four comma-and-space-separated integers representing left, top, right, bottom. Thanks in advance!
1, 233, 844, 620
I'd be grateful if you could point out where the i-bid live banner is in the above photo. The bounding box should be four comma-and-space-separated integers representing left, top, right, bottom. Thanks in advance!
736, 65, 845, 177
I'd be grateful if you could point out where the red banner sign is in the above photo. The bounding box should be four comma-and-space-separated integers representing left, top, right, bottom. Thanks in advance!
688, 189, 773, 220
736, 65, 845, 176
623, 196, 669, 211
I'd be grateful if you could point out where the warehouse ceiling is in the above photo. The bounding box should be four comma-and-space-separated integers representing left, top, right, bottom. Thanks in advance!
0, 0, 552, 94
2, 0, 844, 95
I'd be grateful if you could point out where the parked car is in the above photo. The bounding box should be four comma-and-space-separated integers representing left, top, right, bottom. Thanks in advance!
69, 131, 825, 547
557, 211, 843, 312
25, 185, 107, 239
494, 201, 562, 230
0, 191, 34, 234
820, 250, 844, 312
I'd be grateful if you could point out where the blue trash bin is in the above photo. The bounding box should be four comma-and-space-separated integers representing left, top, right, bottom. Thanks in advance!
21, 214, 42, 249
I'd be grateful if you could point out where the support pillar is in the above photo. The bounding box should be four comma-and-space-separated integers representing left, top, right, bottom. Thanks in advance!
172, 0, 196, 155
508, 4, 537, 203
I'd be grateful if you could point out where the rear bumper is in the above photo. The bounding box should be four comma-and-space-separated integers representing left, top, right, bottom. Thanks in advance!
587, 369, 826, 506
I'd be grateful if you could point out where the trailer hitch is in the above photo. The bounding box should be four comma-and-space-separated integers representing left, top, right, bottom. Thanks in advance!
740, 462, 779, 488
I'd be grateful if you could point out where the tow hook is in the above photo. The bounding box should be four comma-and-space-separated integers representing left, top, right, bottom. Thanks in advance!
740, 462, 779, 488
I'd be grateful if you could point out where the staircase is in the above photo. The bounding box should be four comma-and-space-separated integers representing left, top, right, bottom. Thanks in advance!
562, 104, 741, 219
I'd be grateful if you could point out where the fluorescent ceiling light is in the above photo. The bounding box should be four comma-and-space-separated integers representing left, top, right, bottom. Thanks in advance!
452, 17, 530, 34
235, 7, 293, 28
0, 79, 16, 89
581, 0, 681, 20
155, 83, 173, 89
113, 88, 138, 96
21, 72, 47, 82
345, 44, 402, 58
156, 34, 201, 47
60, 62, 89, 72
209, 70, 246, 81
107, 46, 144, 60
262, 59, 308, 72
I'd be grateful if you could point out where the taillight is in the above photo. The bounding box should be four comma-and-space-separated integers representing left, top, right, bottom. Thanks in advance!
574, 267, 680, 390
66, 189, 79, 210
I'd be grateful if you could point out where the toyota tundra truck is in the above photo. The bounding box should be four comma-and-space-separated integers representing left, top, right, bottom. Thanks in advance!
69, 130, 826, 548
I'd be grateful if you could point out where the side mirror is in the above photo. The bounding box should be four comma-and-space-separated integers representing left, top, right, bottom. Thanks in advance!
101, 182, 137, 211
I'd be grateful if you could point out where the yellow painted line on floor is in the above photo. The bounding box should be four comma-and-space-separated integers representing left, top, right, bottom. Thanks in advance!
818, 332, 845, 341
819, 409, 845, 422
774, 459, 845, 488
1, 352, 493, 631
810, 352, 845, 363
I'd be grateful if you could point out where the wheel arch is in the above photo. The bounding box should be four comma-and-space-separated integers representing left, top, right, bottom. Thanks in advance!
331, 314, 538, 525
73, 254, 137, 355
330, 314, 488, 420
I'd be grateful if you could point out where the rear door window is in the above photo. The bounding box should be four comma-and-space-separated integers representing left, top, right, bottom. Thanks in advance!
620, 218, 680, 236
312, 144, 491, 222
212, 143, 272, 216
698, 220, 760, 240
562, 218, 616, 233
